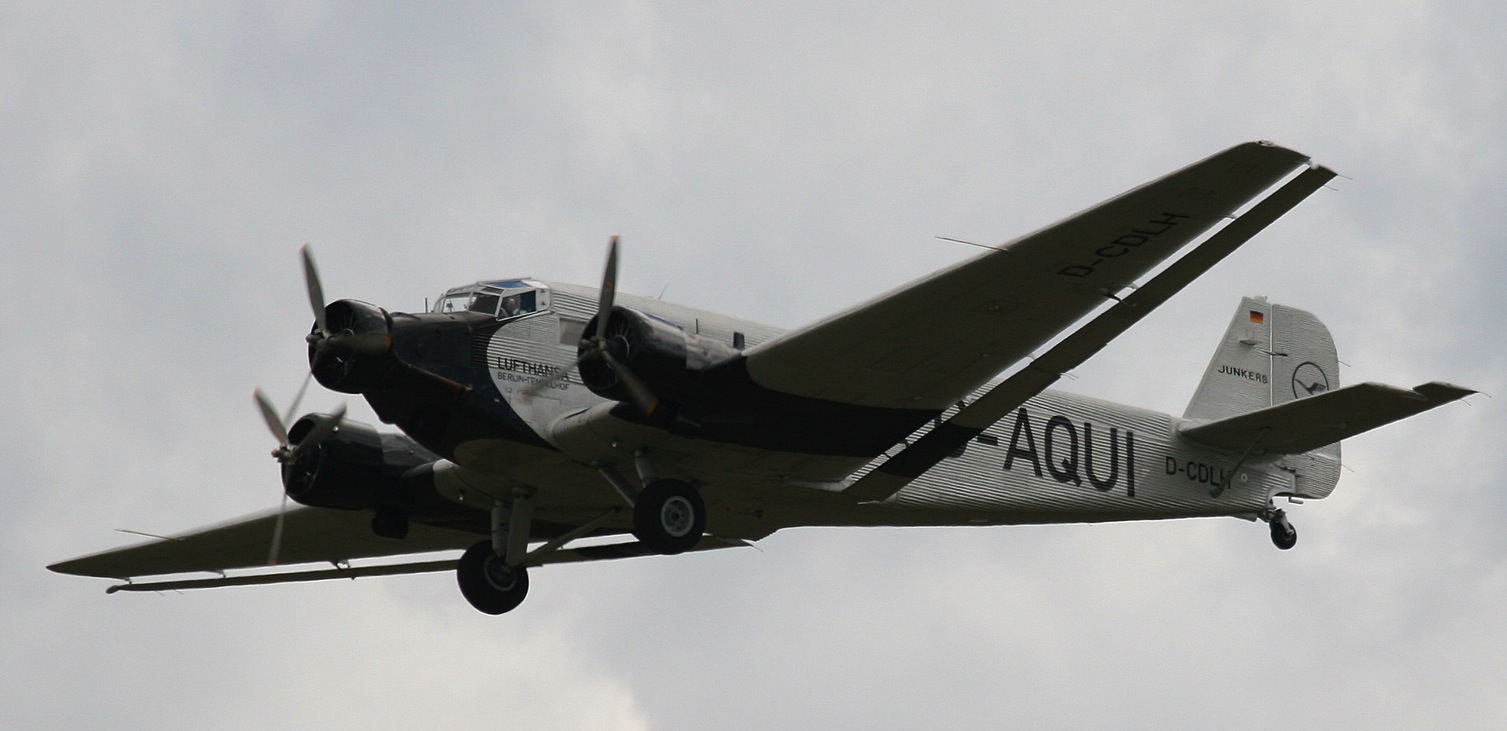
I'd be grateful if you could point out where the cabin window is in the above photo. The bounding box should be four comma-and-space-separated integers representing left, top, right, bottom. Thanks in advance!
559, 317, 587, 346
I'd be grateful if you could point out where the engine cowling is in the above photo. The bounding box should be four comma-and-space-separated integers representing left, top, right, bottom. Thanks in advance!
577, 306, 742, 405
281, 415, 436, 511
309, 299, 394, 394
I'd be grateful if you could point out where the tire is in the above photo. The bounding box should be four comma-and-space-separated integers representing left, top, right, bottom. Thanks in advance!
1270, 521, 1298, 550
456, 541, 529, 615
632, 479, 706, 555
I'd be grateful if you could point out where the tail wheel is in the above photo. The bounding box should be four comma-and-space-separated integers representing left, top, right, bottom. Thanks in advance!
456, 541, 530, 615
633, 479, 706, 555
1268, 510, 1298, 550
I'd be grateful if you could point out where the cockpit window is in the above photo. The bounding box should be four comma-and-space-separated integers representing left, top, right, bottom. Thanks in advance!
499, 290, 537, 318
470, 293, 501, 315
437, 293, 472, 314
433, 280, 548, 320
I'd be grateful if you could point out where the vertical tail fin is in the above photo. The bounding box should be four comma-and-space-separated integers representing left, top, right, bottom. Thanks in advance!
1184, 296, 1340, 421
1184, 296, 1279, 422
1183, 296, 1341, 498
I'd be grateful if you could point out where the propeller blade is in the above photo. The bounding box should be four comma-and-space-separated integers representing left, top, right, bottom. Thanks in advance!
301, 245, 328, 337
267, 494, 289, 566
284, 371, 314, 427
523, 353, 590, 401
254, 389, 289, 448
600, 349, 660, 416
594, 236, 619, 335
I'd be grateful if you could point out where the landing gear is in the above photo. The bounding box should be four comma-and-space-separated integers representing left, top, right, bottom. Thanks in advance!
453, 488, 622, 615
632, 479, 706, 555
456, 541, 530, 615
1266, 508, 1298, 550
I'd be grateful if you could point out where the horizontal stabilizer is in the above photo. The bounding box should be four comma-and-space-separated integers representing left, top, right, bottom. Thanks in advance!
1178, 381, 1474, 455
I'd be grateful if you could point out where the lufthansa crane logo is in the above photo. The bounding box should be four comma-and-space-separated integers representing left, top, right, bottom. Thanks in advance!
1291, 361, 1330, 399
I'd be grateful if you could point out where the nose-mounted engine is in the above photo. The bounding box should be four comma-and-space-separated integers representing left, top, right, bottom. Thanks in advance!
307, 295, 482, 402
254, 247, 499, 562
308, 299, 394, 393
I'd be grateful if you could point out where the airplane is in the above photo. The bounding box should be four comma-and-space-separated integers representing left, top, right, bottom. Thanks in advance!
49, 141, 1474, 615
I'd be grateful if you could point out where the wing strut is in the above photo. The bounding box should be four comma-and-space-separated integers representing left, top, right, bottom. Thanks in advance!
107, 558, 459, 593
843, 164, 1339, 501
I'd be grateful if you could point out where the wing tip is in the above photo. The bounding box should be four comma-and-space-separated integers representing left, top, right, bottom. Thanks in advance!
46, 557, 121, 579
1413, 381, 1477, 403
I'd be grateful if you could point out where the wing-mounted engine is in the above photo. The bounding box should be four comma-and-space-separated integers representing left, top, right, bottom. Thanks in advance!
542, 240, 938, 459
281, 415, 438, 512
577, 306, 742, 407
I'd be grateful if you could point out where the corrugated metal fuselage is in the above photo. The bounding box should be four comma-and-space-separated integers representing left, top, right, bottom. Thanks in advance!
424, 281, 1319, 540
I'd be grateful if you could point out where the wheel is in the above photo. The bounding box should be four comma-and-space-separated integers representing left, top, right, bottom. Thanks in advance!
632, 479, 706, 555
456, 541, 529, 615
1269, 512, 1298, 550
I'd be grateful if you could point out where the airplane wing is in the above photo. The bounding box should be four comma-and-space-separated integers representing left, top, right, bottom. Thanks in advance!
745, 141, 1314, 411
47, 505, 480, 579
50, 502, 749, 593
843, 163, 1338, 500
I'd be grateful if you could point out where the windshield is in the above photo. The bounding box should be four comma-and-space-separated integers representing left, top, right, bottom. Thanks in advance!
433, 280, 547, 319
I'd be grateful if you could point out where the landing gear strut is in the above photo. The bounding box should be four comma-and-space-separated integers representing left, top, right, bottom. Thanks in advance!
1265, 507, 1297, 550
633, 479, 706, 555
455, 490, 534, 615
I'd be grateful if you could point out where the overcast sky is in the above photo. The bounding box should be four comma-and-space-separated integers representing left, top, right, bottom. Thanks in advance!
6, 2, 1506, 729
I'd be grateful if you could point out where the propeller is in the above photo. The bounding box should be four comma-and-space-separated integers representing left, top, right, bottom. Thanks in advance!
254, 389, 347, 566
252, 245, 353, 565
301, 245, 389, 360
254, 388, 345, 466
302, 244, 327, 342
526, 237, 659, 415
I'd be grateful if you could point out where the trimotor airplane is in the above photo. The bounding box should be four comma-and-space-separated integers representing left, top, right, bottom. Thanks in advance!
50, 141, 1473, 615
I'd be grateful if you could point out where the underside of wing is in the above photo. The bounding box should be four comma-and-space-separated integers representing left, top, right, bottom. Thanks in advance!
96, 535, 751, 595
745, 141, 1312, 411
1178, 381, 1475, 454
47, 505, 482, 580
